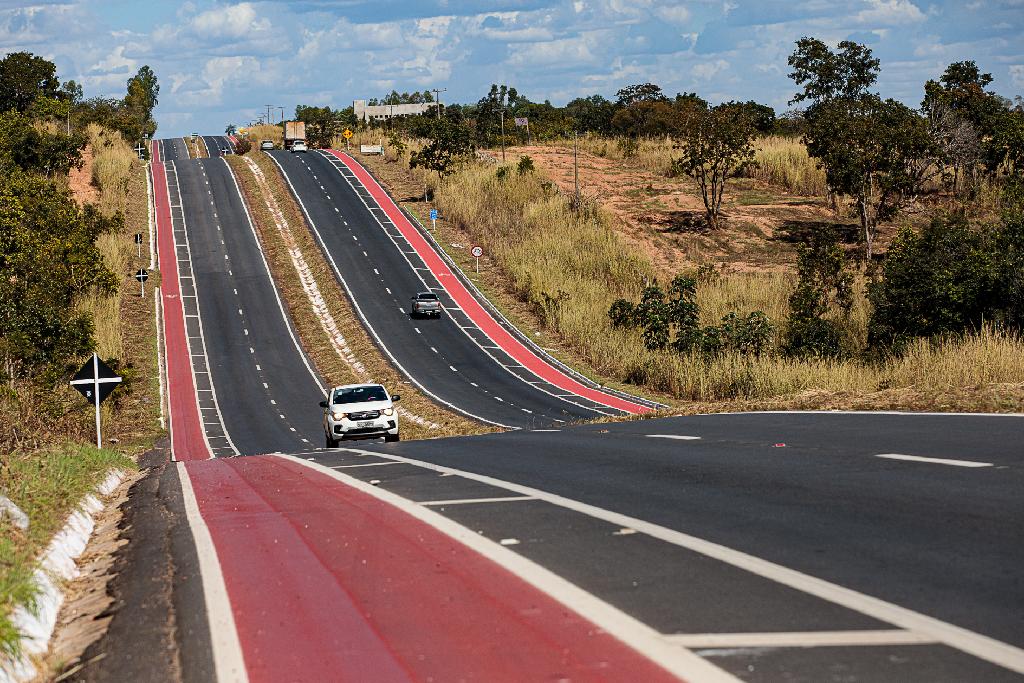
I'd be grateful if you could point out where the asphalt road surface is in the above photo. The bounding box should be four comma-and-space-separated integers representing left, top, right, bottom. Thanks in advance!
267, 148, 653, 428
132, 139, 1024, 682
170, 155, 325, 453
202, 135, 232, 158
158, 137, 190, 161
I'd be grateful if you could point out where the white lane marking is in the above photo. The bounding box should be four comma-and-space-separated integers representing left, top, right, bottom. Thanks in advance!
262, 382, 269, 389
647, 435, 702, 441
494, 396, 504, 402
420, 496, 535, 506
248, 347, 254, 354
270, 399, 276, 405
667, 630, 937, 649
277, 453, 736, 682
875, 453, 993, 468
165, 163, 237, 458
414, 327, 421, 334
385, 287, 391, 295
325, 447, 1024, 675
237, 309, 243, 315
265, 153, 509, 427
176, 465, 249, 682
430, 346, 438, 353
330, 461, 404, 469
470, 382, 478, 387
533, 429, 560, 432
499, 538, 520, 546
255, 364, 261, 371
243, 329, 248, 335
449, 365, 458, 372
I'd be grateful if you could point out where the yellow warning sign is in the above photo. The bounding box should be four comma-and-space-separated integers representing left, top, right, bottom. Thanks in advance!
343, 128, 353, 139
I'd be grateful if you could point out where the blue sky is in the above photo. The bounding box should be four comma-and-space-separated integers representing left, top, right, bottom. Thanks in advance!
3, 0, 1023, 137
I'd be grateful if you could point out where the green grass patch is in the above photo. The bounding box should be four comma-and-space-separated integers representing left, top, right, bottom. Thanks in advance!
0, 444, 134, 658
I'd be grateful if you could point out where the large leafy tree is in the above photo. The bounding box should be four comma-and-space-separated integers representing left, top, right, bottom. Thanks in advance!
0, 52, 61, 113
124, 65, 159, 139
789, 37, 934, 259
410, 117, 473, 178
671, 102, 756, 230
295, 105, 341, 148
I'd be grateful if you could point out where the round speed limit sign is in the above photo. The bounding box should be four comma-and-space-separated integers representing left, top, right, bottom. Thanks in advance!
471, 245, 483, 258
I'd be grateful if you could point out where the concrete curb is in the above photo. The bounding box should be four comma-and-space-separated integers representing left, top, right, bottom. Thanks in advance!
1, 469, 127, 683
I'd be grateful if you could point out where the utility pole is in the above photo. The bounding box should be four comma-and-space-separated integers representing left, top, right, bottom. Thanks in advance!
431, 88, 447, 119
265, 105, 273, 125
573, 130, 580, 202
499, 108, 507, 163
278, 106, 284, 123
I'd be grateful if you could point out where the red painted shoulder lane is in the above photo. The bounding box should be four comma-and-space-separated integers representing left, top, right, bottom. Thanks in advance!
185, 455, 680, 682
326, 150, 652, 415
152, 142, 210, 461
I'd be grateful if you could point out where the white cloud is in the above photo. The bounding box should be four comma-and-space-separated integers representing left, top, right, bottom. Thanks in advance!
855, 0, 927, 25
1010, 64, 1024, 88
191, 3, 269, 39
691, 59, 730, 81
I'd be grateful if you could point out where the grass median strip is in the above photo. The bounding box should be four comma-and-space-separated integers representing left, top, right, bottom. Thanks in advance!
226, 153, 490, 440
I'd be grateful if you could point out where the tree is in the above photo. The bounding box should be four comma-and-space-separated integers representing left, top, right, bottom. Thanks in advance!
565, 95, 616, 134
124, 65, 159, 138
0, 52, 60, 113
615, 83, 668, 107
410, 117, 473, 178
670, 102, 756, 230
0, 111, 85, 176
784, 225, 854, 358
788, 37, 879, 106
294, 105, 341, 148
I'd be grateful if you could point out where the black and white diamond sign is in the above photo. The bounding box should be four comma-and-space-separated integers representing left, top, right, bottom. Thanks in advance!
71, 354, 122, 404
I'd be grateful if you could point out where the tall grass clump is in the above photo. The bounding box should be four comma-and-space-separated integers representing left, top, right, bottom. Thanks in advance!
744, 136, 828, 196
436, 163, 656, 376
245, 124, 283, 148
87, 124, 137, 216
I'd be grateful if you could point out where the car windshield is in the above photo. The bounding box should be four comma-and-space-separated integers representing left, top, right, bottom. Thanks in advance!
333, 385, 388, 404
417, 293, 438, 301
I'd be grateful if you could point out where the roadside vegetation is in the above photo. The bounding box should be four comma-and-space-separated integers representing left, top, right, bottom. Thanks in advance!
0, 51, 162, 663
320, 37, 1024, 413
226, 151, 490, 439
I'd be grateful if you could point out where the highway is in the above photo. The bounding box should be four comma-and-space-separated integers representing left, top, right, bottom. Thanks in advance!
158, 136, 190, 161
267, 148, 657, 428
120, 138, 1024, 682
164, 152, 325, 454
202, 135, 232, 157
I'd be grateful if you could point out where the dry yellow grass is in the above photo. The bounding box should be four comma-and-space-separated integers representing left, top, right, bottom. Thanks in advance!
433, 157, 1024, 408
86, 124, 138, 217
244, 124, 283, 148
746, 136, 828, 196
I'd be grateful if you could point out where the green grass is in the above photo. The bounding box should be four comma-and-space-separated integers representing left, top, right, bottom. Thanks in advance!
0, 444, 134, 658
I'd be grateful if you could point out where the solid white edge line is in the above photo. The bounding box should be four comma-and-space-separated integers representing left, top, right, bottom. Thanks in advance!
666, 630, 937, 648
264, 151, 510, 428
874, 453, 993, 468
328, 446, 1024, 675
324, 151, 617, 419
697, 409, 1024, 418
167, 162, 237, 458
647, 435, 701, 440
155, 286, 166, 430
275, 453, 736, 682
220, 158, 326, 397
176, 464, 248, 683
419, 495, 536, 506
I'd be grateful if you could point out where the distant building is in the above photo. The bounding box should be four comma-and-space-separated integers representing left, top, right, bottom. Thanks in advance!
354, 99, 435, 122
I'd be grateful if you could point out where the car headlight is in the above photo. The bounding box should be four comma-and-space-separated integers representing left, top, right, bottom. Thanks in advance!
332, 411, 346, 420
382, 407, 394, 417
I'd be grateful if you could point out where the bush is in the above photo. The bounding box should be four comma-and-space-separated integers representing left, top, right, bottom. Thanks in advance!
233, 136, 251, 155
517, 155, 535, 174
868, 216, 999, 350
785, 225, 853, 358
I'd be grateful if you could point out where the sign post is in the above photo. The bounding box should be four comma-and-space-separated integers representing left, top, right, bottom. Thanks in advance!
70, 353, 122, 448
429, 208, 438, 231
343, 128, 353, 152
471, 245, 483, 274
134, 232, 143, 258
135, 268, 149, 297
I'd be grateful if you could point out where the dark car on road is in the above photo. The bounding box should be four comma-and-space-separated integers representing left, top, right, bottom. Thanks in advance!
410, 292, 442, 318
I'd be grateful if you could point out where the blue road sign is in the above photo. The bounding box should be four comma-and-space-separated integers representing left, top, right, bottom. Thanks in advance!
429, 209, 438, 221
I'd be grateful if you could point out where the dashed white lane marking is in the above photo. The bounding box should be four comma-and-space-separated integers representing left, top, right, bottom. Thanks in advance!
430, 346, 438, 353
667, 630, 937, 648
330, 461, 404, 469
449, 365, 458, 372
874, 453, 993, 468
494, 396, 504, 402
316, 448, 1024, 675
374, 268, 379, 275
414, 327, 421, 334
243, 329, 249, 335
237, 309, 243, 315
470, 382, 478, 387
420, 496, 535, 506
248, 347, 254, 353
647, 435, 702, 441
255, 364, 261, 371
521, 408, 533, 413
262, 382, 269, 389
385, 287, 392, 295
270, 399, 276, 405
499, 538, 520, 546
533, 429, 560, 432
233, 289, 238, 294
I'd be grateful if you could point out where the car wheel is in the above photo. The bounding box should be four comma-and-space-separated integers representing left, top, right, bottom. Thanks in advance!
385, 433, 400, 443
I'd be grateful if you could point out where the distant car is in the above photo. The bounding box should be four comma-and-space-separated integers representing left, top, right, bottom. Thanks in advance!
259, 139, 274, 150
291, 140, 308, 153
320, 383, 401, 446
410, 291, 442, 318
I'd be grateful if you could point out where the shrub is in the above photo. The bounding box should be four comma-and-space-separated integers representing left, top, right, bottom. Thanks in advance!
784, 225, 854, 358
233, 136, 251, 155
517, 155, 535, 174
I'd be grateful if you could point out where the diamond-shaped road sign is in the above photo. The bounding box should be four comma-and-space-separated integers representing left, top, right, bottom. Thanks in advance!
71, 354, 122, 404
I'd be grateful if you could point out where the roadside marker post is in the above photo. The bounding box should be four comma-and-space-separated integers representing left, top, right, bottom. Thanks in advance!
430, 208, 438, 231
70, 353, 122, 448
471, 245, 483, 273
134, 232, 143, 258
135, 268, 149, 297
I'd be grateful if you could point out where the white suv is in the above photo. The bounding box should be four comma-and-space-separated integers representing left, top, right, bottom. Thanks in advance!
321, 383, 400, 446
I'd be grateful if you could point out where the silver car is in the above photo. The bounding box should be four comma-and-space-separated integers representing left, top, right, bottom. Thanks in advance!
410, 291, 442, 318
320, 383, 400, 447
